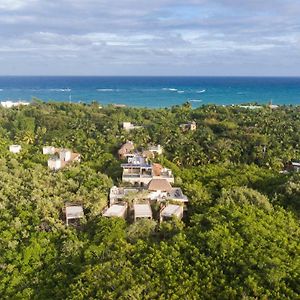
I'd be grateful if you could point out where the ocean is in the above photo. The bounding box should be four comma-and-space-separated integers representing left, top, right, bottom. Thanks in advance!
0, 76, 299, 108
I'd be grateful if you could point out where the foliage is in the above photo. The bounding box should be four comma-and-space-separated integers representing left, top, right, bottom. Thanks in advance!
0, 102, 299, 299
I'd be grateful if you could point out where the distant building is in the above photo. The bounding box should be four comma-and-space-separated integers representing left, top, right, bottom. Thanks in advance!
102, 203, 128, 218
285, 161, 300, 173
48, 157, 62, 170
122, 122, 142, 131
239, 105, 263, 110
148, 144, 163, 155
1, 101, 30, 108
142, 150, 155, 159
9, 145, 22, 153
118, 141, 135, 159
47, 148, 80, 170
65, 204, 84, 226
180, 121, 197, 131
43, 146, 56, 155
134, 203, 152, 221
160, 204, 183, 221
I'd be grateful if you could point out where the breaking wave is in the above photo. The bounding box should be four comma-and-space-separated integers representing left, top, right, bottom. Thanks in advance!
96, 88, 116, 92
49, 88, 71, 92
162, 88, 178, 92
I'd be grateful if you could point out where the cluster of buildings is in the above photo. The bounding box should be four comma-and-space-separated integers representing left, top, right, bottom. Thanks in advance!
8, 144, 80, 171
44, 147, 81, 170
102, 141, 188, 223
8, 139, 188, 227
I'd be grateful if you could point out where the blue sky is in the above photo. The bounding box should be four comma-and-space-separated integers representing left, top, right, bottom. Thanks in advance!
0, 0, 299, 76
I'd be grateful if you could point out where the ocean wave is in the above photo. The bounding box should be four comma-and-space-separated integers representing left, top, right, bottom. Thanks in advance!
97, 88, 116, 92
177, 90, 185, 94
189, 99, 202, 102
49, 88, 71, 92
196, 89, 206, 93
162, 88, 178, 92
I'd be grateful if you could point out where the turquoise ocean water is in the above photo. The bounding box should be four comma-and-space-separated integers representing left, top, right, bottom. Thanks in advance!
0, 76, 299, 108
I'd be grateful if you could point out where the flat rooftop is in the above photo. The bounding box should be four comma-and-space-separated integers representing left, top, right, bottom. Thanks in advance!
167, 188, 188, 202
134, 203, 152, 218
66, 206, 84, 219
161, 204, 182, 218
103, 204, 127, 217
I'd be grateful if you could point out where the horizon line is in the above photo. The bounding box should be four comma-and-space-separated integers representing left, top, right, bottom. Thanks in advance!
0, 75, 300, 78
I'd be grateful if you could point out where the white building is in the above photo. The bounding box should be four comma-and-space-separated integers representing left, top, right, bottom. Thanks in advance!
180, 121, 197, 131
122, 122, 142, 131
134, 203, 153, 221
148, 144, 163, 155
47, 148, 80, 170
43, 146, 56, 155
65, 205, 84, 226
9, 145, 22, 153
48, 157, 62, 170
1, 101, 30, 108
59, 149, 72, 162
160, 204, 183, 221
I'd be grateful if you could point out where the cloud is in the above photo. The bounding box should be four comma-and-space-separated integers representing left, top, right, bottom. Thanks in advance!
0, 0, 36, 11
0, 0, 299, 75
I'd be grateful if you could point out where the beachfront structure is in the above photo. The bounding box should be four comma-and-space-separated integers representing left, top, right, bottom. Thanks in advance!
121, 155, 174, 186
239, 105, 263, 110
160, 204, 183, 221
122, 122, 142, 131
180, 121, 197, 131
65, 204, 84, 226
134, 203, 152, 221
102, 203, 128, 218
148, 144, 163, 155
43, 146, 56, 155
9, 145, 22, 153
118, 141, 135, 159
1, 101, 30, 108
47, 148, 81, 170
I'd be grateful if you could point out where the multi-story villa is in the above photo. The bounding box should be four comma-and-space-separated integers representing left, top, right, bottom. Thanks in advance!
121, 155, 174, 186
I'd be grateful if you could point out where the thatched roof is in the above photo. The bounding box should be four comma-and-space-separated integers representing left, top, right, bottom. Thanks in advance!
152, 163, 163, 176
118, 141, 134, 155
148, 179, 172, 192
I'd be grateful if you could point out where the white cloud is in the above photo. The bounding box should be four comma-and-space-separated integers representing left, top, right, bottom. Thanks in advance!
0, 0, 299, 75
0, 0, 36, 11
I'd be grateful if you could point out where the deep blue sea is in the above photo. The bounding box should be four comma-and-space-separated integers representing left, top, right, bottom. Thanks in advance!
0, 76, 300, 108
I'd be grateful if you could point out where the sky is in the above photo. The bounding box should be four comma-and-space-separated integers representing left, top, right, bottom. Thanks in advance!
0, 0, 299, 76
